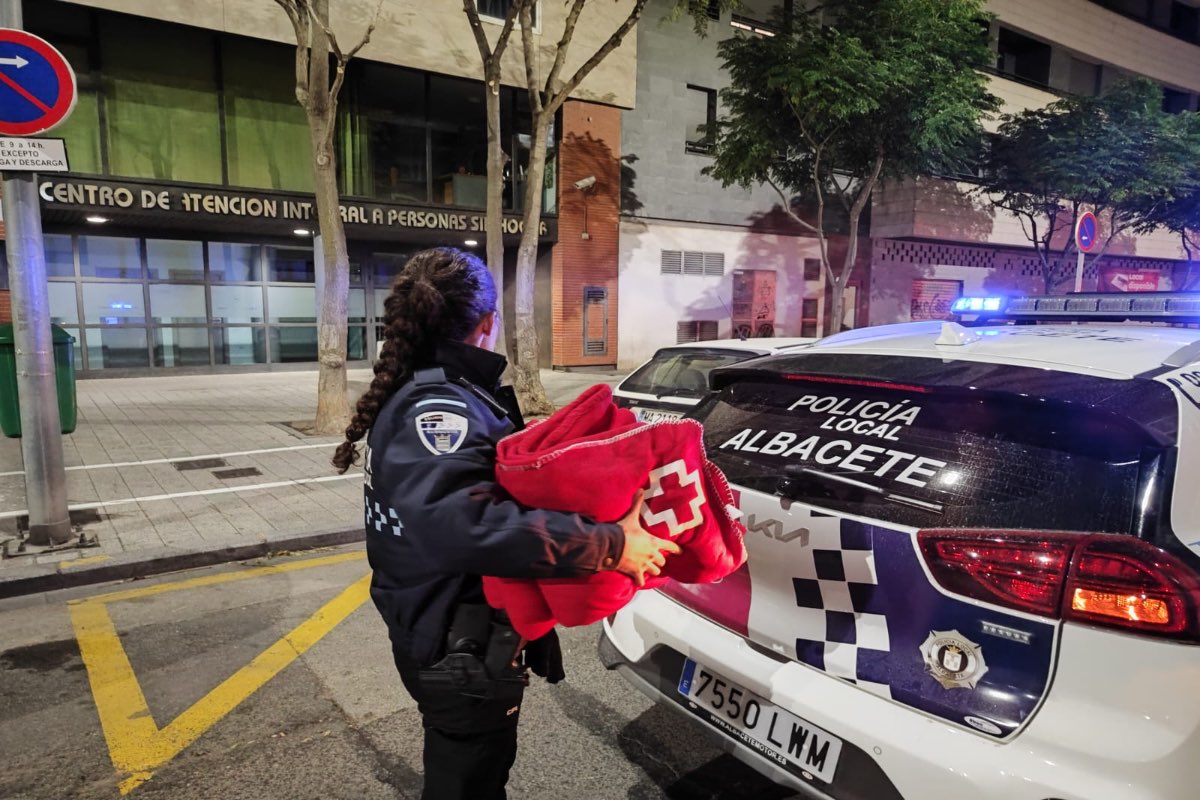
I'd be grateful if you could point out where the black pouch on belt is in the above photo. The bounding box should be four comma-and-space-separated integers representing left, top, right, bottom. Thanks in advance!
419, 604, 528, 698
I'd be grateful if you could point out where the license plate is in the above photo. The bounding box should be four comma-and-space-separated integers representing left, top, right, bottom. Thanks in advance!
678, 659, 843, 783
634, 407, 684, 423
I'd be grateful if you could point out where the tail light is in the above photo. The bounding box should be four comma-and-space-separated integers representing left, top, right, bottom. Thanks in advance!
918, 530, 1200, 643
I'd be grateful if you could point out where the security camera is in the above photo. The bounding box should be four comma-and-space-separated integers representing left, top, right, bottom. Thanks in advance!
574, 176, 596, 190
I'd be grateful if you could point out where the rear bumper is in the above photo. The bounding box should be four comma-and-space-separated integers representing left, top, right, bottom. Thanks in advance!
601, 590, 1200, 800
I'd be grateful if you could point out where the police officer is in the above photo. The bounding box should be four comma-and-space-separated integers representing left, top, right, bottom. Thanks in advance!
333, 247, 679, 800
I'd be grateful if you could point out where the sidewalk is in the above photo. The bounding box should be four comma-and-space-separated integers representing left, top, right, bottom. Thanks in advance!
0, 367, 622, 596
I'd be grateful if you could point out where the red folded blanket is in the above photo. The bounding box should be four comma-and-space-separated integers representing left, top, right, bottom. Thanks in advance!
485, 384, 747, 640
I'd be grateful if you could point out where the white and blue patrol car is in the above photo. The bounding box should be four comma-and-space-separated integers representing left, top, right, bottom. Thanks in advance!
601, 292, 1200, 800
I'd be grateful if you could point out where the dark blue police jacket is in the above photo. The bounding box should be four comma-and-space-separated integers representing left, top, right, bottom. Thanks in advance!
364, 341, 625, 666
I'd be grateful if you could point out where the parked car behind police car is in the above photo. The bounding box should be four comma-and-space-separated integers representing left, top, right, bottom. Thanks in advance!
613, 338, 816, 423
602, 293, 1200, 800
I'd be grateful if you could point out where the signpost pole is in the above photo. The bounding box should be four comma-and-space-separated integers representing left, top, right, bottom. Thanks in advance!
1, 0, 71, 545
1073, 211, 1099, 294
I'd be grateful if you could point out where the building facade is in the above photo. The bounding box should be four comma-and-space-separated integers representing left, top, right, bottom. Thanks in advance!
0, 0, 636, 374
869, 0, 1200, 324
617, 0, 870, 370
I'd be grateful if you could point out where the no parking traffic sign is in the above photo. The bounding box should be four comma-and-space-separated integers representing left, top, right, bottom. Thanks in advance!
0, 28, 77, 137
1075, 211, 1099, 253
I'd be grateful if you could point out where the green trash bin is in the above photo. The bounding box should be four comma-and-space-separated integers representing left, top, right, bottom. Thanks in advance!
0, 323, 78, 438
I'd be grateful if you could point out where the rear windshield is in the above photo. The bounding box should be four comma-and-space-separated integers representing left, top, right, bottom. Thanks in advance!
621, 348, 755, 398
700, 376, 1171, 533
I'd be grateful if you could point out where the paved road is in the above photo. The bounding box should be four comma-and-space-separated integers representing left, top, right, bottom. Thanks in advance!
0, 546, 798, 799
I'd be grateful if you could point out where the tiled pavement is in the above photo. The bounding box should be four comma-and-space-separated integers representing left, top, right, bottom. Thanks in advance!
0, 367, 621, 583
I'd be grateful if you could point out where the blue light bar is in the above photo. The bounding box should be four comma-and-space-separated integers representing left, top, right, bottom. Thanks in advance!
950, 292, 1200, 324
951, 296, 1004, 313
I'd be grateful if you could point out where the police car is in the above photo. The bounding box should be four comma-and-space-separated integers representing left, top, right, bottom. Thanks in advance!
601, 292, 1200, 800
614, 338, 816, 423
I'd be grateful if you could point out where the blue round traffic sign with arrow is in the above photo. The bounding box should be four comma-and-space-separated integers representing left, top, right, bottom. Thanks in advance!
1075, 211, 1098, 253
0, 28, 77, 136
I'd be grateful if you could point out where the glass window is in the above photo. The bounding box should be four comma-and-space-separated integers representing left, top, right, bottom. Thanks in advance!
222, 38, 314, 192
348, 326, 366, 360
79, 236, 142, 279
266, 246, 315, 283
1170, 3, 1200, 44
268, 286, 316, 323
369, 253, 410, 286
1163, 87, 1192, 114
700, 369, 1168, 533
211, 285, 265, 323
349, 64, 427, 202
54, 43, 103, 174
48, 283, 80, 324
0, 247, 7, 289
55, 92, 103, 176
684, 85, 717, 154
26, 6, 101, 175
1068, 57, 1101, 97
146, 239, 204, 280
45, 235, 75, 278
476, 0, 538, 26
995, 27, 1051, 86
621, 348, 752, 398
367, 122, 428, 202
349, 289, 367, 323
374, 289, 390, 320
149, 285, 207, 324
82, 283, 146, 324
270, 326, 318, 362
430, 76, 487, 207
86, 327, 149, 369
214, 327, 267, 365
210, 243, 260, 282
59, 327, 80, 358
512, 104, 556, 214
153, 327, 210, 367
101, 16, 222, 184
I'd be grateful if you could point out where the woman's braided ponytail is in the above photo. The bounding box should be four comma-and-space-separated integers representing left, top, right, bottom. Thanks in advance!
332, 247, 497, 473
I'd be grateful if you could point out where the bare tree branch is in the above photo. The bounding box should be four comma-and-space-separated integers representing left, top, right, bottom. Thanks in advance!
304, 0, 380, 66
296, 0, 381, 106
272, 0, 312, 103
520, 1, 543, 115
765, 175, 819, 234
545, 0, 587, 95
850, 151, 885, 219
345, 0, 383, 60
463, 0, 494, 60
547, 0, 650, 115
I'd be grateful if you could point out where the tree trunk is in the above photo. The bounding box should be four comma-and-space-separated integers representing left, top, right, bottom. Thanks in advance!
305, 1, 351, 436
511, 113, 555, 417
483, 66, 509, 360
828, 209, 865, 334
308, 116, 352, 434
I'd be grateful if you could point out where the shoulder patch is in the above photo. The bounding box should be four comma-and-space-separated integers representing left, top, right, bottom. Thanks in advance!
415, 411, 470, 455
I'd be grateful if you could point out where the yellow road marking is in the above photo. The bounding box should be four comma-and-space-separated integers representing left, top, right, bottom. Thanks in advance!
70, 550, 364, 606
69, 552, 371, 794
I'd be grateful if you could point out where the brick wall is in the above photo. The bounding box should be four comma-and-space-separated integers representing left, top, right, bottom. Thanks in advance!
552, 100, 622, 368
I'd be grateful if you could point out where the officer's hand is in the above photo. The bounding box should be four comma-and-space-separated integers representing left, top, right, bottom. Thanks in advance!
615, 490, 682, 587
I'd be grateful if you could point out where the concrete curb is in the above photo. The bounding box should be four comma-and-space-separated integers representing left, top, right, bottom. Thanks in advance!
0, 526, 365, 600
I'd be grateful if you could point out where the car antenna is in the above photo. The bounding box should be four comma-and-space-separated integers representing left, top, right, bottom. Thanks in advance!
717, 294, 747, 341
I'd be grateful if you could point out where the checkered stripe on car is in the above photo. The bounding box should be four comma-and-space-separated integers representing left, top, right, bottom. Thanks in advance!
791, 521, 892, 699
